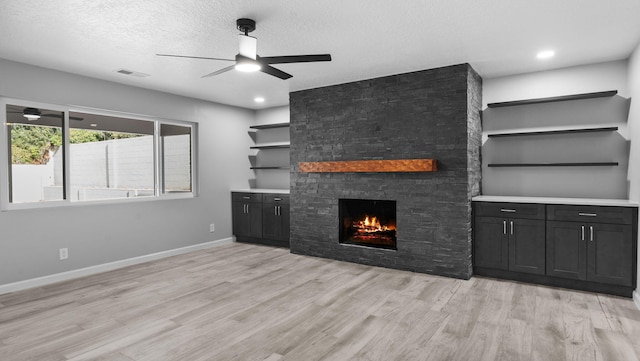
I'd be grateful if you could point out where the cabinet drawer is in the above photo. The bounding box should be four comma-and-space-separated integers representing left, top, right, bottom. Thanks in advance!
262, 194, 289, 204
547, 205, 634, 224
232, 192, 262, 203
473, 202, 545, 220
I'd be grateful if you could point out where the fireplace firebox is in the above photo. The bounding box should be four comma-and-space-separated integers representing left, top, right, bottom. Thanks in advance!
339, 199, 397, 250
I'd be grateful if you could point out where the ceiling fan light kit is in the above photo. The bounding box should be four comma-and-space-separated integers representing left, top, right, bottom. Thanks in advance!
22, 107, 41, 120
235, 62, 261, 72
235, 54, 261, 73
157, 18, 331, 80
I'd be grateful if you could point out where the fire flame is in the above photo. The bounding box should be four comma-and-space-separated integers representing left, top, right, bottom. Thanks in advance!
355, 215, 395, 233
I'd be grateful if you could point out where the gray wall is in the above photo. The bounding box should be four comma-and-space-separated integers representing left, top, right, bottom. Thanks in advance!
252, 106, 290, 190
289, 64, 482, 279
0, 58, 254, 285
627, 44, 640, 299
482, 61, 631, 199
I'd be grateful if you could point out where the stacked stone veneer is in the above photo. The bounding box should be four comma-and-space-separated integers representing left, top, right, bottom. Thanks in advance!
289, 63, 482, 279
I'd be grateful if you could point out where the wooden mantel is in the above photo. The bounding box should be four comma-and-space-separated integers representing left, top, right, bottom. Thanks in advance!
298, 159, 437, 173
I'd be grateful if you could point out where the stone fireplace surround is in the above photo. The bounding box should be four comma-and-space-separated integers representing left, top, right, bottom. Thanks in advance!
289, 64, 482, 279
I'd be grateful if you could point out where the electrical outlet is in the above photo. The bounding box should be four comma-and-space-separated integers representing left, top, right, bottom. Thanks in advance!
209, 223, 215, 233
59, 248, 68, 260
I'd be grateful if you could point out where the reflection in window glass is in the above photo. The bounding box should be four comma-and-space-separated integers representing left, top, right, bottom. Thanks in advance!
161, 124, 192, 193
6, 104, 65, 203
69, 112, 155, 201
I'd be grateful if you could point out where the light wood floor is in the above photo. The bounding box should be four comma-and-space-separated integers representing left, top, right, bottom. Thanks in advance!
1, 243, 639, 361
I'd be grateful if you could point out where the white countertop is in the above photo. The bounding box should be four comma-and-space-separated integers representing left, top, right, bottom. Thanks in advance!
231, 188, 290, 194
472, 195, 638, 207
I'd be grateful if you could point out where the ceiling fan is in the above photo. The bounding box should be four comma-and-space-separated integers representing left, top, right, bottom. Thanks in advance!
8, 107, 83, 121
157, 18, 332, 80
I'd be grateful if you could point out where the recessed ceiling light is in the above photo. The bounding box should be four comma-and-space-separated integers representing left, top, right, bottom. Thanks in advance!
536, 50, 555, 59
254, 97, 265, 103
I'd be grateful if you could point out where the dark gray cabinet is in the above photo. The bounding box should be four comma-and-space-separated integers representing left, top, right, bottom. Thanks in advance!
474, 200, 638, 297
474, 217, 508, 270
474, 203, 545, 275
546, 221, 586, 280
262, 194, 290, 246
547, 205, 634, 287
232, 193, 262, 239
232, 192, 290, 248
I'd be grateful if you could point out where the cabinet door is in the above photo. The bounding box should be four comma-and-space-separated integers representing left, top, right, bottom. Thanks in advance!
232, 201, 250, 237
509, 218, 545, 275
233, 201, 262, 238
262, 204, 281, 240
474, 217, 508, 270
546, 221, 587, 280
587, 223, 633, 286
247, 202, 263, 238
262, 203, 290, 243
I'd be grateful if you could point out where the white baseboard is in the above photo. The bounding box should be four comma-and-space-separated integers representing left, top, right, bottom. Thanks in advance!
634, 290, 640, 311
0, 237, 234, 295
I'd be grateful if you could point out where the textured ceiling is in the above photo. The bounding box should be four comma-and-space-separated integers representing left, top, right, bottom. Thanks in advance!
1, 0, 639, 109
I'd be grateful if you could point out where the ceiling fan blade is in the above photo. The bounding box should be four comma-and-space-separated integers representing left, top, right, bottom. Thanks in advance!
259, 54, 332, 64
156, 54, 234, 62
41, 113, 63, 118
202, 65, 236, 78
260, 65, 293, 80
41, 113, 84, 121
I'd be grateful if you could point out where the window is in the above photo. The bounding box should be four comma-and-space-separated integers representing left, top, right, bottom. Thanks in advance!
6, 104, 65, 203
1, 99, 196, 209
161, 123, 192, 194
69, 111, 155, 201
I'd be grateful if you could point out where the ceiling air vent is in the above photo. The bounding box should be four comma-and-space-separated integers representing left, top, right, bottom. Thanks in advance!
115, 69, 150, 78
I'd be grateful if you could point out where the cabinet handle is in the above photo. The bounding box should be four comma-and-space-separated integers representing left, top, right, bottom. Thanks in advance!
578, 212, 597, 217
510, 221, 514, 235
503, 220, 507, 235
243, 196, 251, 200
274, 197, 282, 201
500, 209, 516, 213
274, 206, 277, 215
590, 226, 594, 242
245, 204, 248, 214
278, 206, 281, 216
581, 225, 585, 241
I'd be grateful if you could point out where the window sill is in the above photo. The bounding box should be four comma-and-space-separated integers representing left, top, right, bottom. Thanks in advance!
1, 192, 195, 211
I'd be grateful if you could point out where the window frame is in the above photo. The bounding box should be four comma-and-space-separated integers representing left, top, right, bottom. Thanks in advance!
0, 98, 197, 211
158, 120, 197, 195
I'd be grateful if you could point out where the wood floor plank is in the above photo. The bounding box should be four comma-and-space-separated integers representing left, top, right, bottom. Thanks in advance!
0, 243, 639, 361
354, 299, 449, 361
593, 328, 640, 361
